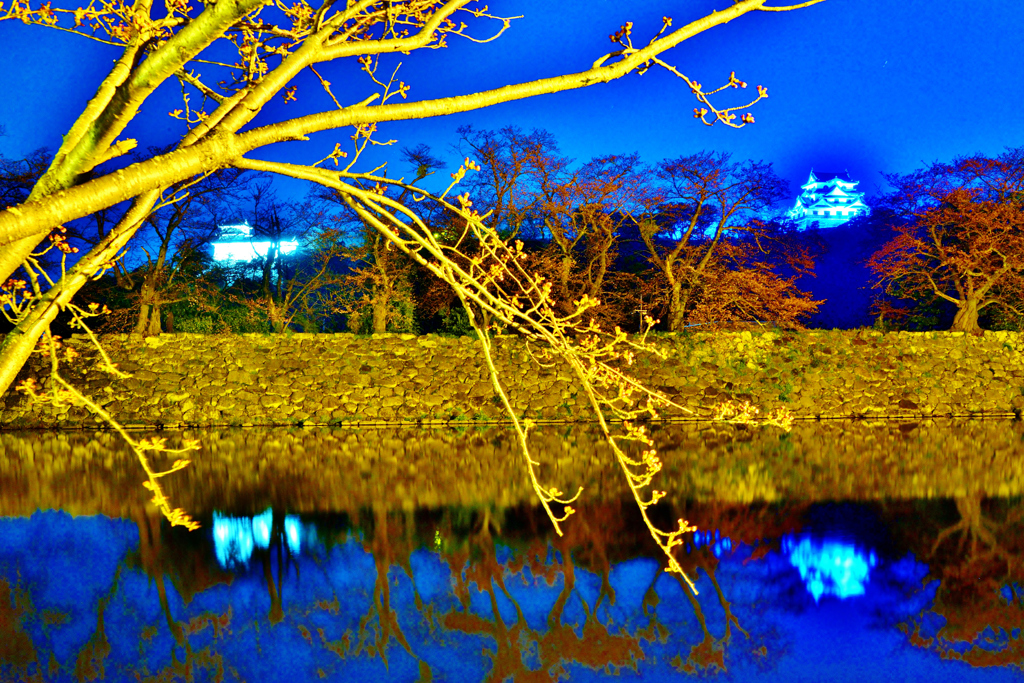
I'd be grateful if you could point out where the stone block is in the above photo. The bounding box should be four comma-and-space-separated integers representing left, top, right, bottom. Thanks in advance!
259, 395, 284, 409
227, 369, 254, 385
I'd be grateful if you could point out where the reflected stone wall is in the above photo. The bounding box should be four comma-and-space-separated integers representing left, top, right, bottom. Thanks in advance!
1, 330, 1023, 428
1, 420, 1022, 518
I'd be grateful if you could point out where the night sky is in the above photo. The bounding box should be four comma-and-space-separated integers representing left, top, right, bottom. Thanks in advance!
1, 0, 1022, 205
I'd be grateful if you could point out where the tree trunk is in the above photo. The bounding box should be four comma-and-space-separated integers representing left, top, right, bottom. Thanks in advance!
134, 303, 152, 335
668, 280, 686, 332
559, 255, 573, 303
372, 296, 388, 333
371, 241, 393, 334
678, 285, 693, 329
134, 272, 161, 335
262, 245, 278, 300
266, 298, 284, 333
134, 222, 175, 336
147, 304, 162, 336
134, 297, 164, 336
587, 248, 609, 300
950, 297, 982, 333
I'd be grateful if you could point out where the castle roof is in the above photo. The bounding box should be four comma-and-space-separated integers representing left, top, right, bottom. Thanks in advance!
810, 170, 853, 183
215, 223, 254, 243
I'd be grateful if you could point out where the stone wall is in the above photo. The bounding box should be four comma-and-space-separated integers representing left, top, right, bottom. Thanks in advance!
1, 330, 1023, 428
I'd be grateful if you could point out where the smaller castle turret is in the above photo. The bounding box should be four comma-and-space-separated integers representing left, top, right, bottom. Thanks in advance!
210, 222, 299, 264
788, 170, 869, 230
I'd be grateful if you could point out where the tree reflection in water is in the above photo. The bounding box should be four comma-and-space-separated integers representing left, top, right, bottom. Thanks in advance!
1, 499, 1023, 681
892, 495, 1024, 670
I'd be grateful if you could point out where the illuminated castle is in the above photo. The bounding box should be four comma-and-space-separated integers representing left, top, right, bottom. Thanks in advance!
210, 222, 298, 264
787, 170, 869, 230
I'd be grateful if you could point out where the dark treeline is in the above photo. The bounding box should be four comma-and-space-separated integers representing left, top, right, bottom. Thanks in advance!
3, 132, 1022, 338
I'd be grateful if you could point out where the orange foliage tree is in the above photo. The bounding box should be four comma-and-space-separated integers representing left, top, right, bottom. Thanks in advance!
638, 152, 818, 331
457, 125, 657, 322
680, 254, 823, 330
536, 152, 656, 319
314, 145, 446, 333
868, 150, 1024, 333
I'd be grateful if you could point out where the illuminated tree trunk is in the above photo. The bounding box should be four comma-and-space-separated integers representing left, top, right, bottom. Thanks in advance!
372, 296, 389, 333
374, 235, 392, 334
951, 296, 982, 333
668, 279, 688, 332
558, 254, 574, 306
133, 302, 164, 336
134, 257, 168, 336
150, 304, 163, 335
134, 303, 151, 335
586, 230, 614, 299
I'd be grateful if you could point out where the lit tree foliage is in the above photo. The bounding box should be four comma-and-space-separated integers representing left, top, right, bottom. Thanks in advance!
457, 126, 656, 322
681, 256, 823, 330
537, 153, 655, 317
454, 125, 556, 237
639, 151, 812, 331
869, 150, 1024, 333
316, 145, 445, 334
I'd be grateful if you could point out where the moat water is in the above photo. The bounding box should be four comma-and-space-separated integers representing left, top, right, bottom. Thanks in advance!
0, 421, 1021, 681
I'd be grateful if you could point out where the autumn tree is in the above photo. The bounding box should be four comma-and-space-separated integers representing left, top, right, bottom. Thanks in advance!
680, 257, 822, 330
337, 214, 419, 334
868, 150, 1024, 333
124, 167, 246, 334
539, 153, 657, 318
315, 144, 446, 333
458, 126, 656, 321
638, 151, 803, 331
455, 125, 556, 237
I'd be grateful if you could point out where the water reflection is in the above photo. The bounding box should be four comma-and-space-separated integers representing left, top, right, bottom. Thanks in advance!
695, 527, 880, 603
3, 497, 1022, 681
783, 535, 877, 602
2, 421, 1023, 681
2, 419, 1023, 521
212, 508, 310, 568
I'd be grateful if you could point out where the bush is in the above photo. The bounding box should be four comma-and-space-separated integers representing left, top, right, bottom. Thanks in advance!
176, 316, 216, 334
439, 305, 474, 337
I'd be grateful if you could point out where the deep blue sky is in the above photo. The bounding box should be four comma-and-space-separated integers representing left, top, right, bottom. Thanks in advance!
1, 0, 1022, 206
